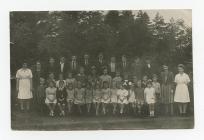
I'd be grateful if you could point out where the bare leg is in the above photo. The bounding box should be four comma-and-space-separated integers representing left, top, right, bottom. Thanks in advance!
170, 103, 174, 116
19, 100, 24, 111
178, 103, 182, 115
183, 103, 188, 114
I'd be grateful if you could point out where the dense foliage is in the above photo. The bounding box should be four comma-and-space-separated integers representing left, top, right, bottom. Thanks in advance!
10, 11, 192, 74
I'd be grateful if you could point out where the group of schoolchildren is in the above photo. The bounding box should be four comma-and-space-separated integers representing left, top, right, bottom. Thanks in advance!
36, 66, 162, 118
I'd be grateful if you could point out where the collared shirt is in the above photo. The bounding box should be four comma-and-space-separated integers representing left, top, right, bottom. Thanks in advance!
85, 59, 88, 65
72, 60, 76, 70
122, 61, 126, 68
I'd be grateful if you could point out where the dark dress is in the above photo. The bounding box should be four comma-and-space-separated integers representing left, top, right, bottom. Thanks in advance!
56, 87, 67, 105
160, 71, 174, 104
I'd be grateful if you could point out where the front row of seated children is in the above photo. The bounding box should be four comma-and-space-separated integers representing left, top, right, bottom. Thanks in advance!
41, 76, 158, 118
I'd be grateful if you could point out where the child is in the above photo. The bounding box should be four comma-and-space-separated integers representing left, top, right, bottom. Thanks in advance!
110, 83, 118, 115
76, 67, 87, 88
101, 81, 111, 115
47, 73, 56, 87
66, 83, 75, 114
142, 75, 148, 88
56, 80, 67, 116
135, 80, 145, 116
128, 82, 136, 115
36, 77, 46, 114
93, 82, 102, 116
85, 82, 93, 114
74, 81, 85, 114
112, 71, 122, 88
144, 80, 156, 117
66, 72, 76, 88
123, 73, 131, 90
117, 84, 129, 115
45, 81, 57, 117
56, 73, 66, 88
152, 74, 161, 116
132, 75, 138, 85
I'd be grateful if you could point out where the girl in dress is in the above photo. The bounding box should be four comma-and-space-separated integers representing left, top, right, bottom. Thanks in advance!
135, 80, 145, 116
66, 83, 75, 114
56, 80, 67, 116
174, 64, 190, 116
16, 62, 33, 112
45, 81, 57, 117
66, 72, 76, 88
36, 77, 46, 114
93, 82, 102, 116
74, 81, 85, 114
85, 82, 93, 114
101, 81, 111, 115
76, 67, 87, 88
110, 83, 118, 115
117, 84, 129, 115
144, 80, 156, 117
128, 82, 136, 115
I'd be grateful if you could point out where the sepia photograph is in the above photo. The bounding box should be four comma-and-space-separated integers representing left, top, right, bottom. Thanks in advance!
10, 10, 193, 130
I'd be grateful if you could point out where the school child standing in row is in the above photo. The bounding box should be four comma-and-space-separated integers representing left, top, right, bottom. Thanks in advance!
85, 83, 93, 114
93, 83, 102, 116
74, 81, 85, 114
56, 73, 66, 88
152, 74, 161, 115
101, 81, 111, 115
110, 83, 118, 115
45, 81, 57, 117
128, 82, 136, 115
135, 80, 145, 116
36, 78, 46, 114
66, 72, 76, 88
66, 83, 75, 114
142, 75, 148, 88
47, 73, 56, 87
117, 84, 129, 115
112, 71, 122, 87
144, 81, 156, 117
56, 80, 67, 116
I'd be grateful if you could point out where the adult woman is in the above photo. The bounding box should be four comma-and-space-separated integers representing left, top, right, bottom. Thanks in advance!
160, 65, 174, 116
16, 62, 33, 112
174, 64, 190, 116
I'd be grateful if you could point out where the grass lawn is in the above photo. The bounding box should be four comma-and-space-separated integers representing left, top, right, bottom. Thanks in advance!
11, 111, 194, 130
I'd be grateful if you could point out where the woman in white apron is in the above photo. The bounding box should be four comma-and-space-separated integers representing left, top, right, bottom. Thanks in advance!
16, 62, 33, 112
174, 64, 190, 116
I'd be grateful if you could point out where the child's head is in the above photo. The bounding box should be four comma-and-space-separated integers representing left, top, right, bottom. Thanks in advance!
77, 81, 82, 89
130, 82, 135, 90
147, 80, 152, 88
152, 74, 158, 82
59, 80, 64, 88
116, 71, 120, 77
67, 83, 73, 90
67, 72, 73, 78
137, 80, 142, 88
59, 73, 64, 80
39, 77, 45, 85
103, 81, 109, 89
103, 68, 108, 75
49, 81, 55, 88
49, 73, 55, 79
142, 75, 148, 81
95, 83, 100, 89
